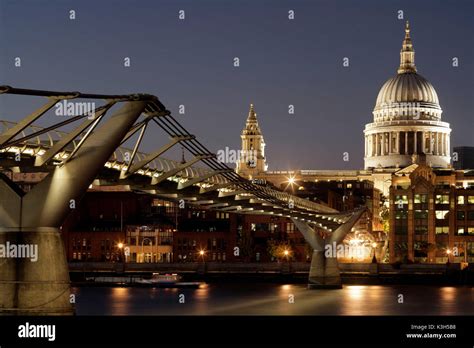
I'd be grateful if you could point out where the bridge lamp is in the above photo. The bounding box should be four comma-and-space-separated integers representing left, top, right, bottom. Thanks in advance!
117, 243, 124, 249
371, 242, 377, 248
288, 176, 296, 185
285, 175, 297, 191
283, 250, 289, 256
446, 249, 452, 255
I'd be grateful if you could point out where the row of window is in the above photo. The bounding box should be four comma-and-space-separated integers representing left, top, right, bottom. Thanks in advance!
396, 220, 474, 235
216, 212, 230, 219
250, 222, 295, 233
336, 182, 372, 189
176, 238, 228, 249
72, 252, 122, 261
128, 237, 173, 246
176, 252, 227, 261
395, 210, 474, 220
411, 226, 474, 235
395, 194, 474, 205
71, 238, 92, 251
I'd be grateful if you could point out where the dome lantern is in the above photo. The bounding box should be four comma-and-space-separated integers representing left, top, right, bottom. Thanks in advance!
398, 21, 417, 74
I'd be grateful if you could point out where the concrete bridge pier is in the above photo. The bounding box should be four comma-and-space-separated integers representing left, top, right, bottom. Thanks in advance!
0, 101, 147, 315
292, 208, 366, 289
307, 249, 343, 289
0, 225, 72, 315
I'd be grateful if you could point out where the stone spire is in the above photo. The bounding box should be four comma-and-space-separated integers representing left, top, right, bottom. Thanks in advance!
397, 21, 417, 74
247, 103, 257, 121
242, 103, 262, 135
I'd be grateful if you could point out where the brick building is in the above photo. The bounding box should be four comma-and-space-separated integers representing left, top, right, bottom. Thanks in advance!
389, 161, 474, 263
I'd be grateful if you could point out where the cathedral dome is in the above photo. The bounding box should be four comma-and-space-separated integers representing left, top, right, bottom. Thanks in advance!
375, 72, 440, 111
363, 21, 451, 170
372, 21, 443, 122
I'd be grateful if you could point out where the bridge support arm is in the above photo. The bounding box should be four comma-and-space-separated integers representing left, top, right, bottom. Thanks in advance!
292, 207, 366, 289
0, 101, 147, 315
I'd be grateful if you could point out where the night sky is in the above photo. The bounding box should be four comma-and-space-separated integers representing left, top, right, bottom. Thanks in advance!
1, 0, 473, 170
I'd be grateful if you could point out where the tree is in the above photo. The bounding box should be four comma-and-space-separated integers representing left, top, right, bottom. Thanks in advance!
379, 195, 390, 263
267, 240, 293, 261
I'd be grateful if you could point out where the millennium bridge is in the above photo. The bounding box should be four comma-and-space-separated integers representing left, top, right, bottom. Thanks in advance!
0, 86, 365, 314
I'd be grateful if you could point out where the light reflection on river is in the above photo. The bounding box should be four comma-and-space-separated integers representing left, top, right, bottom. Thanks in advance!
72, 284, 474, 316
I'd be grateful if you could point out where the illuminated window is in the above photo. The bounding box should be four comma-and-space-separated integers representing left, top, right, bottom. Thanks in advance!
468, 227, 474, 235
456, 227, 465, 235
414, 209, 428, 235
468, 196, 474, 204
395, 195, 408, 204
457, 196, 465, 205
435, 226, 449, 234
414, 210, 428, 219
286, 223, 295, 233
435, 210, 449, 220
435, 195, 449, 204
414, 194, 428, 203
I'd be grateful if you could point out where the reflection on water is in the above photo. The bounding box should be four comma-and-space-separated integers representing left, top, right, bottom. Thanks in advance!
440, 287, 456, 302
346, 285, 365, 301
72, 284, 474, 316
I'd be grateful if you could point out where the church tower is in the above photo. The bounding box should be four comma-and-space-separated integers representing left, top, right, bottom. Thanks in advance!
236, 104, 268, 178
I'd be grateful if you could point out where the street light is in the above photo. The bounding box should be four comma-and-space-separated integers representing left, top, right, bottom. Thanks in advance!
117, 242, 124, 262
199, 249, 206, 261
446, 248, 452, 265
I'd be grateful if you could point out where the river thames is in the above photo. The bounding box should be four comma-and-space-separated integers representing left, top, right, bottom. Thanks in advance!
72, 283, 474, 316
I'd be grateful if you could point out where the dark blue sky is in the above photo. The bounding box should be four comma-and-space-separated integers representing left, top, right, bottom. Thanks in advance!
1, 0, 473, 169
